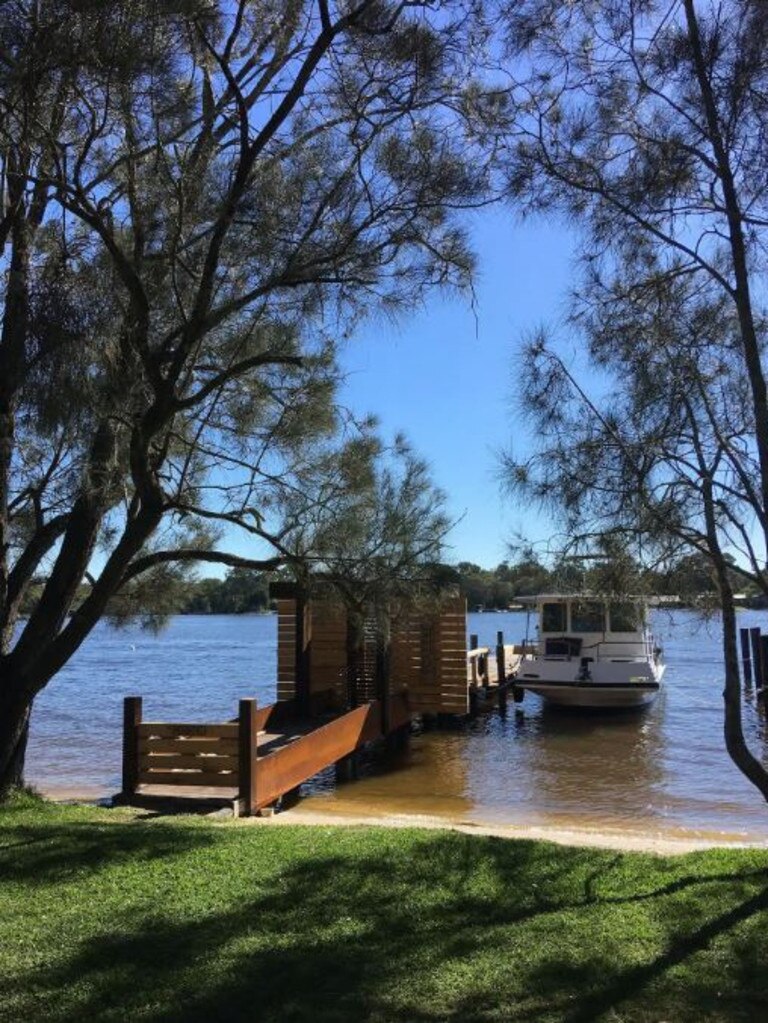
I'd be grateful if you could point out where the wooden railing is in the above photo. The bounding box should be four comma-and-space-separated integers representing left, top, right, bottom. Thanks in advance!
251, 693, 409, 812
467, 641, 522, 687
121, 691, 410, 815
122, 697, 250, 795
467, 646, 492, 685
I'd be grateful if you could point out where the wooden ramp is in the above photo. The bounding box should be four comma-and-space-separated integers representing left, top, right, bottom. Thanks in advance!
119, 693, 410, 816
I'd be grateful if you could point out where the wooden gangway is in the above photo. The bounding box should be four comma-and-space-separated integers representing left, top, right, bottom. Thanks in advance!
120, 692, 410, 816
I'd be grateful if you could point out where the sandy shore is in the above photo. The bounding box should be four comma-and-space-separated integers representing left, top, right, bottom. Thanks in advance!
254, 805, 768, 855
36, 782, 768, 855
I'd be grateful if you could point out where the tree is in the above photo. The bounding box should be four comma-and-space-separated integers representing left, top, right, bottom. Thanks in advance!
182, 568, 271, 614
502, 0, 768, 799
0, 0, 496, 794
272, 430, 452, 613
662, 554, 718, 603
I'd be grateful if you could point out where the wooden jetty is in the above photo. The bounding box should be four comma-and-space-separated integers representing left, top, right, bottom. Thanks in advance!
118, 593, 523, 816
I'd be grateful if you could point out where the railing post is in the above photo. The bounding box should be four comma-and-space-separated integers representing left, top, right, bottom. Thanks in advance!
239, 698, 257, 815
121, 696, 142, 800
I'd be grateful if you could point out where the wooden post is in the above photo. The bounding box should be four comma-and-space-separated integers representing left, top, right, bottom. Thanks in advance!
376, 628, 391, 737
335, 753, 357, 782
470, 632, 480, 688
346, 613, 362, 710
496, 630, 508, 711
760, 637, 768, 695
239, 698, 257, 815
121, 696, 142, 799
469, 685, 478, 718
294, 591, 309, 716
740, 627, 753, 685
750, 628, 763, 689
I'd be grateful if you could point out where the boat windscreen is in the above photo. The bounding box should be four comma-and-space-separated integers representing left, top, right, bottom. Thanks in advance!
541, 602, 566, 632
609, 602, 642, 631
571, 600, 605, 632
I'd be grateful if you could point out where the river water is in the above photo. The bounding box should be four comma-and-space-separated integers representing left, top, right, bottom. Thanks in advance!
25, 609, 768, 840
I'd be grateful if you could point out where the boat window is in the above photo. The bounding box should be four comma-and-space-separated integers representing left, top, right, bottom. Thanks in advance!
541, 602, 566, 632
570, 600, 605, 632
609, 602, 640, 632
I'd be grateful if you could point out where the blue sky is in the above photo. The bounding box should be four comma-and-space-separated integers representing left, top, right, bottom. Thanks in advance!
338, 207, 578, 569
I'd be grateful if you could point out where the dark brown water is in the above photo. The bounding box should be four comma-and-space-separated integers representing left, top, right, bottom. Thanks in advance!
26, 609, 768, 840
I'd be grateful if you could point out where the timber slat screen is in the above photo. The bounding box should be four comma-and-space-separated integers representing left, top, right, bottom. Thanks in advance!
277, 596, 470, 715
389, 597, 470, 715
308, 602, 347, 702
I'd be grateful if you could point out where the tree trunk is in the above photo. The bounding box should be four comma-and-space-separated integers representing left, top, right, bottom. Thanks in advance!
0, 686, 32, 798
719, 588, 768, 802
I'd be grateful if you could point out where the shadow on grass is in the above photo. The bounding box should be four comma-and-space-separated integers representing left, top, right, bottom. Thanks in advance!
0, 814, 222, 883
5, 821, 768, 1023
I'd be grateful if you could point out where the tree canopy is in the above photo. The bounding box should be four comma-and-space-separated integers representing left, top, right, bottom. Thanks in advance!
0, 0, 500, 793
501, 0, 768, 800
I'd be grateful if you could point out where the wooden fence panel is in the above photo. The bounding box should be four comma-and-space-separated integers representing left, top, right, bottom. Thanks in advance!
308, 602, 347, 700
398, 597, 469, 714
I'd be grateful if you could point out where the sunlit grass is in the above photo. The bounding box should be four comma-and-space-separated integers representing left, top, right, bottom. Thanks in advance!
2, 794, 767, 1022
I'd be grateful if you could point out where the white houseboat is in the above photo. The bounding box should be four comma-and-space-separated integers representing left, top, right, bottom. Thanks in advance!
512, 594, 665, 709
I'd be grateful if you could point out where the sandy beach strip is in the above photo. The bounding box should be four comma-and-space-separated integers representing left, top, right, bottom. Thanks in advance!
33, 781, 768, 856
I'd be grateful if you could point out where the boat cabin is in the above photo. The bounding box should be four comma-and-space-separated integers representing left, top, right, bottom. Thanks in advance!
522, 594, 653, 663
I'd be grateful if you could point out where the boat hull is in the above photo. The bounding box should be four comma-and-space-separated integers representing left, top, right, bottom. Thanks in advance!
515, 680, 660, 709
514, 660, 665, 709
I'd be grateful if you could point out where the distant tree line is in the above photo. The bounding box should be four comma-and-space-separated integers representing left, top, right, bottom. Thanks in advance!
19, 553, 760, 620
181, 570, 272, 615
454, 553, 762, 612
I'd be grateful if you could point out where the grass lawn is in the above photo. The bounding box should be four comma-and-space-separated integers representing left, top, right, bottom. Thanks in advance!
2, 795, 768, 1022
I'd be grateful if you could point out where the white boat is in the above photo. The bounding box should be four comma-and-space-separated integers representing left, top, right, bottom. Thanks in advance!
512, 594, 665, 709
